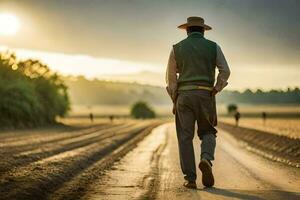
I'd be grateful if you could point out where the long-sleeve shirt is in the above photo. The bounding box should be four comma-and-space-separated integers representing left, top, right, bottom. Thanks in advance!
166, 44, 230, 102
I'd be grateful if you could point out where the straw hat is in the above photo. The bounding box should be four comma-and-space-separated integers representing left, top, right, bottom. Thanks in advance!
178, 16, 212, 30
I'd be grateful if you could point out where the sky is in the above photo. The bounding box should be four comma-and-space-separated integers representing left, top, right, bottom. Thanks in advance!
0, 0, 299, 90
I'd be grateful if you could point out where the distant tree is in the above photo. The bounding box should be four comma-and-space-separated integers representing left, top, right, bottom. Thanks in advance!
130, 101, 156, 119
256, 89, 263, 94
227, 104, 238, 114
244, 89, 253, 95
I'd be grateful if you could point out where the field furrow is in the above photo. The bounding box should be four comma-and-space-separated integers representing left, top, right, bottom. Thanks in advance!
0, 123, 122, 149
0, 123, 131, 175
218, 122, 300, 167
0, 121, 161, 200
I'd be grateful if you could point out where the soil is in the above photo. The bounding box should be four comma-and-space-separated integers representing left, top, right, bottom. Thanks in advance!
218, 122, 300, 167
0, 120, 162, 200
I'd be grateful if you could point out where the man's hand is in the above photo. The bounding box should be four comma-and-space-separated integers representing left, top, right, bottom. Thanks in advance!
211, 88, 218, 97
172, 103, 176, 115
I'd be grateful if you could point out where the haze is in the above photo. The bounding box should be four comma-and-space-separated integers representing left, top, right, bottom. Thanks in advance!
0, 0, 299, 90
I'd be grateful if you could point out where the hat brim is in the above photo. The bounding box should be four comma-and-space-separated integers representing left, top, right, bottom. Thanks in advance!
177, 23, 212, 30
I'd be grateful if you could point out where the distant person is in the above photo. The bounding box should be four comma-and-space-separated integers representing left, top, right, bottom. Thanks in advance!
109, 115, 114, 123
166, 17, 230, 189
89, 113, 94, 123
234, 111, 241, 127
262, 112, 267, 125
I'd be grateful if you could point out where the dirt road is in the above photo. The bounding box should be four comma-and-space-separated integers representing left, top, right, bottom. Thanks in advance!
91, 123, 300, 200
1, 122, 299, 200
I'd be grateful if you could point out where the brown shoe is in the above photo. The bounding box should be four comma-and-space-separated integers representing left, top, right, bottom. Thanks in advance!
199, 159, 214, 187
183, 181, 197, 189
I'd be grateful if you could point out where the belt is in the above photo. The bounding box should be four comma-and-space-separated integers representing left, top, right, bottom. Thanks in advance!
178, 85, 213, 91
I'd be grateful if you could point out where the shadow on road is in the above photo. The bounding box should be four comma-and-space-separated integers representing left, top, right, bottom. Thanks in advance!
201, 187, 300, 200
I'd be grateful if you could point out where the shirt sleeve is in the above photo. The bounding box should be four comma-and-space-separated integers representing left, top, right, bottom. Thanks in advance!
215, 44, 231, 92
166, 48, 178, 102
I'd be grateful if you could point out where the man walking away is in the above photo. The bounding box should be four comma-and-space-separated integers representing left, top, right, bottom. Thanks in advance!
262, 112, 267, 125
166, 16, 230, 189
234, 111, 241, 127
89, 113, 94, 123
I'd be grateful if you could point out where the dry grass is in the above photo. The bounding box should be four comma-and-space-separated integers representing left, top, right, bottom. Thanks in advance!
220, 117, 300, 139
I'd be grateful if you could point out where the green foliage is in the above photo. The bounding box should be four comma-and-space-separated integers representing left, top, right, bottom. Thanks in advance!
130, 101, 156, 119
0, 51, 70, 127
227, 104, 238, 114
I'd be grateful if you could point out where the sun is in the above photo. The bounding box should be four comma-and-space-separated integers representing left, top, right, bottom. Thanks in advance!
0, 13, 20, 36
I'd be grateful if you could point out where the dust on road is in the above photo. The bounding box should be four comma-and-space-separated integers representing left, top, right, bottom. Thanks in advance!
92, 123, 300, 200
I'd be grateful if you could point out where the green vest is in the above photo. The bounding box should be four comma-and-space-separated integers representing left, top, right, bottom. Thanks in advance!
173, 32, 217, 88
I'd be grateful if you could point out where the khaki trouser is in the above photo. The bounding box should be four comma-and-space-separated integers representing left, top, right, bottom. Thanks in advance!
175, 90, 217, 182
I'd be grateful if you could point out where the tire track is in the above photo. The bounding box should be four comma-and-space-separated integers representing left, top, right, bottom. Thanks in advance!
139, 125, 169, 200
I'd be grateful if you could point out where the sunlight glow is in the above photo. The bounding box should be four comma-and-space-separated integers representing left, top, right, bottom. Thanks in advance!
0, 13, 20, 36
0, 46, 298, 89
0, 46, 163, 83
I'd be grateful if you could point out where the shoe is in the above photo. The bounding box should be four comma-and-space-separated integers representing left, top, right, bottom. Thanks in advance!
199, 159, 214, 187
183, 181, 197, 189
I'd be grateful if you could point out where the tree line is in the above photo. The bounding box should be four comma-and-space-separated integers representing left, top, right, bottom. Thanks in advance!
218, 88, 300, 104
0, 52, 70, 128
65, 76, 299, 106
65, 76, 170, 106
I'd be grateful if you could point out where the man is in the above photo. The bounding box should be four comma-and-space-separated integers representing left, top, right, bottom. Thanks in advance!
262, 112, 267, 125
166, 16, 230, 189
89, 112, 94, 123
235, 111, 241, 127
